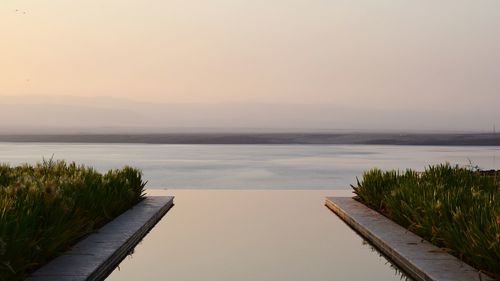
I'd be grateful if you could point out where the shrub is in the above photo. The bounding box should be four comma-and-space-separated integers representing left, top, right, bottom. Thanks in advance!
0, 160, 146, 281
352, 164, 500, 278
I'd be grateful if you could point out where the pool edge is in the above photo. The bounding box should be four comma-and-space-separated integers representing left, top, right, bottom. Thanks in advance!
325, 197, 492, 281
26, 196, 174, 281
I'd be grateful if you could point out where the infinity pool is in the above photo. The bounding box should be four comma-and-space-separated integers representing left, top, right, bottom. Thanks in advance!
106, 190, 411, 281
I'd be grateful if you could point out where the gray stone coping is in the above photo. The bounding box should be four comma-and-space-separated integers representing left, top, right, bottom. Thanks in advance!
26, 196, 174, 281
325, 197, 492, 281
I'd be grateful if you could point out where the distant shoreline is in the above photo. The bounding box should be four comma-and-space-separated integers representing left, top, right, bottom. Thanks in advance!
0, 133, 499, 146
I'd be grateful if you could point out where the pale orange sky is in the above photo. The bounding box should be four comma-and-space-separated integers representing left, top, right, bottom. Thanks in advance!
1, 0, 500, 131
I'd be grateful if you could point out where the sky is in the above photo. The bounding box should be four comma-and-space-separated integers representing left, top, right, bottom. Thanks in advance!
1, 0, 500, 132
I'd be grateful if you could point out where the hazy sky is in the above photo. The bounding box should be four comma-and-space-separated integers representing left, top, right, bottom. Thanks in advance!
1, 1, 500, 131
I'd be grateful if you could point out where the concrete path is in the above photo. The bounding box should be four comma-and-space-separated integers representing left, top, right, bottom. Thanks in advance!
27, 196, 174, 281
326, 197, 492, 281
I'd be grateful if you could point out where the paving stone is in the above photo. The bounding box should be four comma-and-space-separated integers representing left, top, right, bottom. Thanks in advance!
30, 254, 103, 276
26, 275, 86, 281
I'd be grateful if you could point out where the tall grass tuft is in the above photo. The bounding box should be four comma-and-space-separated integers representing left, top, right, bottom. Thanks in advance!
0, 160, 146, 281
352, 164, 500, 278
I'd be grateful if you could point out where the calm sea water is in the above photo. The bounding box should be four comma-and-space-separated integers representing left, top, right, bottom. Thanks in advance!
0, 143, 498, 189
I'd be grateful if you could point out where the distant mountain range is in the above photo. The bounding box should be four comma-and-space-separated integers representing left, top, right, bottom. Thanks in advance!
1, 95, 498, 133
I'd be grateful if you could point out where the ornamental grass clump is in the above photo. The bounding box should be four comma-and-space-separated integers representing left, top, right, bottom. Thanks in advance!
352, 164, 500, 278
0, 160, 146, 281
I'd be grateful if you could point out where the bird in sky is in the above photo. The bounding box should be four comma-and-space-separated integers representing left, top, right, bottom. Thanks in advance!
14, 9, 27, 15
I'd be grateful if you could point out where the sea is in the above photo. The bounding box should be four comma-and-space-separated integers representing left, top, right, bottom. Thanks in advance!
1, 143, 498, 189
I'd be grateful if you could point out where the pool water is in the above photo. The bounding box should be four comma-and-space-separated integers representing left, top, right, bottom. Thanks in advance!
106, 190, 412, 281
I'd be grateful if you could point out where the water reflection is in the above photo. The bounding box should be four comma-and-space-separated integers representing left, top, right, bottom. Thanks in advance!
106, 190, 412, 281
361, 240, 413, 281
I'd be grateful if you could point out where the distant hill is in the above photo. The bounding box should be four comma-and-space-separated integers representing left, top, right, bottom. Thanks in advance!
1, 95, 499, 133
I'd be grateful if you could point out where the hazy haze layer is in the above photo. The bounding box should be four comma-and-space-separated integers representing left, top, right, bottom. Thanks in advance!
1, 95, 499, 133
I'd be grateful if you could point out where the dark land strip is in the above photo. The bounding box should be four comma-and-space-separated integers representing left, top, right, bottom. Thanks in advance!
0, 133, 499, 145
